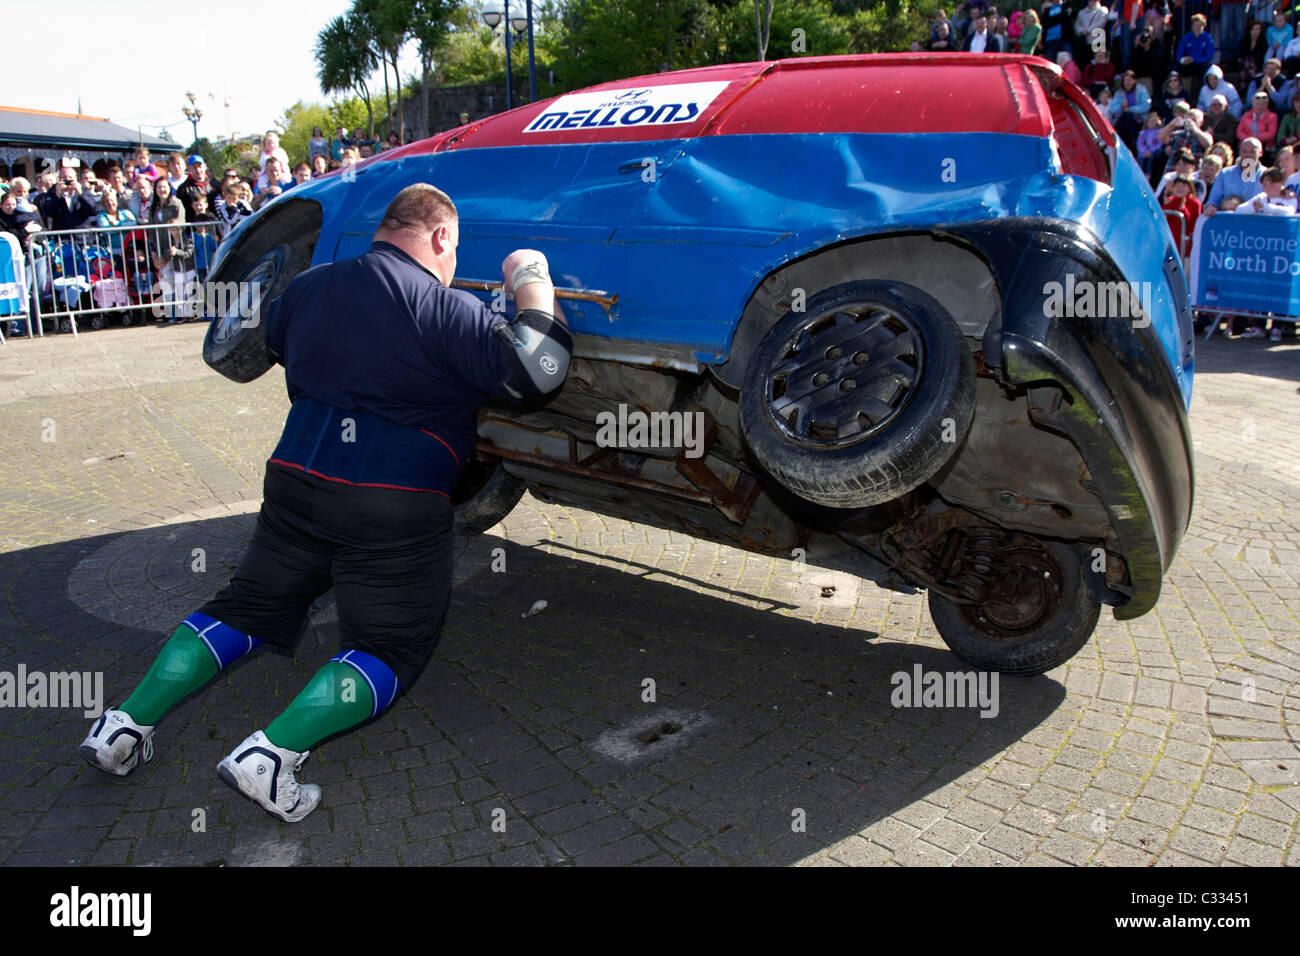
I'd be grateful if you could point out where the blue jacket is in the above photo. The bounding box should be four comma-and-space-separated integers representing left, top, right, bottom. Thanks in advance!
264, 241, 518, 494
1176, 31, 1215, 66
1108, 84, 1152, 123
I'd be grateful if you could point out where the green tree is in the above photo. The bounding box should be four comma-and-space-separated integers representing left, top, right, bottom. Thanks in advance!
185, 137, 224, 174
355, 0, 415, 141
327, 98, 372, 141
412, 0, 458, 139
720, 0, 852, 61
846, 0, 940, 54
277, 101, 336, 167
436, 21, 505, 86
553, 0, 722, 91
754, 0, 774, 59
315, 13, 379, 137
217, 137, 264, 178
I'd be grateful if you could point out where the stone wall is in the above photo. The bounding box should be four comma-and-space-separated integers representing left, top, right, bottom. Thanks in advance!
388, 78, 532, 139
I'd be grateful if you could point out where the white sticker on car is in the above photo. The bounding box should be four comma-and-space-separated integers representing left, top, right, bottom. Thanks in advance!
523, 81, 731, 133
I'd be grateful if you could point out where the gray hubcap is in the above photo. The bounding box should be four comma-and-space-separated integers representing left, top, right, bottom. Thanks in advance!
765, 302, 923, 446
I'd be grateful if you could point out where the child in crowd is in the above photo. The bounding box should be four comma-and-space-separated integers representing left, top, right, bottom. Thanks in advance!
1161, 173, 1201, 257
189, 194, 219, 286
1138, 112, 1165, 174
1235, 166, 1298, 214
256, 130, 290, 178
214, 180, 253, 239
1267, 9, 1294, 61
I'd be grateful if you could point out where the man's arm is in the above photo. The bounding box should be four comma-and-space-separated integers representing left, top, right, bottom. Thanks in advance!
427, 250, 571, 402
493, 249, 572, 399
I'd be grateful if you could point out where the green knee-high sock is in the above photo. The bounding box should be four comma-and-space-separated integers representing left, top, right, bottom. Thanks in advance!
120, 626, 220, 725
264, 661, 375, 753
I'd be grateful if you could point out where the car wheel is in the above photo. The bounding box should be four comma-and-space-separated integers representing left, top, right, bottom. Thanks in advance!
89, 314, 105, 331
452, 454, 526, 535
928, 537, 1101, 676
739, 279, 975, 509
202, 242, 307, 383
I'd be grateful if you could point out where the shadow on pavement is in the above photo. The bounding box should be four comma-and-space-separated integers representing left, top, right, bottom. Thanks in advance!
0, 515, 1065, 867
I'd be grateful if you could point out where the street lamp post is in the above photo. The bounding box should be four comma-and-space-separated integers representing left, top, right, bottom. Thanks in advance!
482, 2, 532, 110
181, 91, 203, 145
526, 0, 536, 103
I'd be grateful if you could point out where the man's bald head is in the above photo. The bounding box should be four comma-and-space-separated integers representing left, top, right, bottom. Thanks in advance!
376, 183, 458, 237
374, 183, 461, 285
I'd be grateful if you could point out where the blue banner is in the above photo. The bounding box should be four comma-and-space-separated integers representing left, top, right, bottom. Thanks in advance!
1189, 213, 1300, 317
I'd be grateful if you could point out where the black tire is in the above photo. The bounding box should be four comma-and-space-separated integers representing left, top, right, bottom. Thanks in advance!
452, 455, 526, 535
739, 279, 976, 509
202, 242, 308, 383
928, 538, 1101, 676
89, 314, 105, 331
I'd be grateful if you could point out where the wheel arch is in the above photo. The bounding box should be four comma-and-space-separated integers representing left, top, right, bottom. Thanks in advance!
209, 199, 323, 287
714, 231, 1003, 391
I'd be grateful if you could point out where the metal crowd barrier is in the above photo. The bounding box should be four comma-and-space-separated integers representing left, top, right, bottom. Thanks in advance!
4, 219, 222, 338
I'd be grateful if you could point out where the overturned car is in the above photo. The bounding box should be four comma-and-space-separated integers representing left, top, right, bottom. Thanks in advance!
203, 53, 1195, 676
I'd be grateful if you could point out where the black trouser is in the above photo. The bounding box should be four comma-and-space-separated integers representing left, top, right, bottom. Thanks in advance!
198, 463, 454, 691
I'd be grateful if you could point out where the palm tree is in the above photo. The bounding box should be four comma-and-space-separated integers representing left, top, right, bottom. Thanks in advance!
315, 14, 378, 138
412, 0, 456, 139
355, 0, 414, 142
754, 0, 774, 62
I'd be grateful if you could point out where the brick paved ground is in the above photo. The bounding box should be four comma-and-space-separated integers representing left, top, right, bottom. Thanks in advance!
0, 324, 1297, 866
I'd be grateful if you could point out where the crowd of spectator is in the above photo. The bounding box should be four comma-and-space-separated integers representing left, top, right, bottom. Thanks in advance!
922, 2, 1300, 339
0, 125, 404, 334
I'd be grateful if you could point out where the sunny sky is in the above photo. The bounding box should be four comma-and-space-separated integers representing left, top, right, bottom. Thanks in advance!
9, 0, 427, 141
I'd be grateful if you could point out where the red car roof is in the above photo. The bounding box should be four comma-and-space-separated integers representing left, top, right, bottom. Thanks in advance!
385, 53, 1071, 158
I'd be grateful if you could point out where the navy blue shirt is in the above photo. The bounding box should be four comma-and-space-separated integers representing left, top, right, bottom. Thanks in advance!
263, 240, 513, 492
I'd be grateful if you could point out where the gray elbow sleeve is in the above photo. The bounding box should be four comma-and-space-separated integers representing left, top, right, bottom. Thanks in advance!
493, 308, 573, 398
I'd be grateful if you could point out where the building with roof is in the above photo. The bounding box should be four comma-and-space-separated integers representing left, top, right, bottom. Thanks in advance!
0, 106, 176, 180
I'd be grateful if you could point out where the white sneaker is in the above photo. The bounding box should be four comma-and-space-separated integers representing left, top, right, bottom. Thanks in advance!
1270, 327, 1283, 342
1242, 327, 1266, 339
78, 709, 155, 776
217, 731, 322, 823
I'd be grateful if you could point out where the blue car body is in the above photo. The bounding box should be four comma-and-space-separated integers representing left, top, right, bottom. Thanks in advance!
209, 53, 1194, 635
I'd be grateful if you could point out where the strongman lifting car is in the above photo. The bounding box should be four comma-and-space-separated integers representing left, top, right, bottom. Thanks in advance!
77, 184, 573, 822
